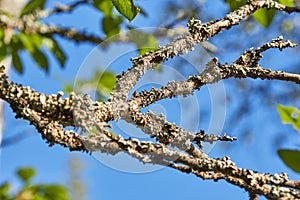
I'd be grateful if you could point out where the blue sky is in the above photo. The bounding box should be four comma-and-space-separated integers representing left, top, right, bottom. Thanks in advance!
0, 0, 299, 199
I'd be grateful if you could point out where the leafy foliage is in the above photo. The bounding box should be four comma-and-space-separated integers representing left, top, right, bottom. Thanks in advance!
0, 0, 67, 74
42, 37, 67, 67
17, 167, 36, 185
93, 0, 114, 16
11, 49, 23, 74
0, 183, 10, 200
0, 0, 142, 73
277, 104, 300, 131
224, 0, 247, 11
93, 0, 140, 38
93, 0, 124, 38
128, 29, 158, 55
0, 31, 66, 74
65, 70, 116, 102
277, 104, 300, 173
93, 0, 145, 37
252, 8, 276, 28
0, 167, 70, 200
102, 15, 123, 37
21, 0, 46, 16
278, 0, 294, 7
111, 0, 140, 21
278, 150, 300, 173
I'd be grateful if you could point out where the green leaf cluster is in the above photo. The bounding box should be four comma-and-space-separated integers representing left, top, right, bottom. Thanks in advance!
93, 0, 123, 37
0, 30, 66, 74
0, 0, 143, 73
277, 104, 300, 173
111, 0, 140, 21
93, 0, 140, 37
94, 0, 140, 22
0, 167, 69, 200
0, 0, 66, 74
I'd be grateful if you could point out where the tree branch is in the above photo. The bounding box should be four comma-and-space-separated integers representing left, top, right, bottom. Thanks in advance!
1, 0, 300, 199
131, 36, 299, 108
0, 5, 103, 44
110, 0, 300, 121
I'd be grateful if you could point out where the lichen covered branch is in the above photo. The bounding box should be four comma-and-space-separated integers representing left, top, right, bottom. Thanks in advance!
113, 0, 300, 103
131, 36, 299, 107
1, 0, 300, 199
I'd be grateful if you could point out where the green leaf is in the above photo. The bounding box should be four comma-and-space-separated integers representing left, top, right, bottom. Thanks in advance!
102, 16, 123, 37
97, 70, 116, 100
21, 0, 46, 16
40, 185, 69, 200
0, 42, 7, 61
278, 149, 300, 173
63, 84, 73, 94
72, 70, 116, 101
18, 33, 43, 52
10, 34, 24, 50
9, 34, 24, 73
278, 0, 294, 6
128, 30, 158, 55
29, 33, 43, 47
98, 70, 116, 89
43, 37, 66, 67
31, 48, 49, 72
0, 29, 7, 61
253, 8, 276, 28
224, 0, 247, 11
11, 50, 23, 74
0, 183, 10, 199
111, 0, 140, 21
0, 29, 5, 39
17, 168, 36, 184
93, 0, 113, 16
277, 104, 300, 132
18, 33, 35, 53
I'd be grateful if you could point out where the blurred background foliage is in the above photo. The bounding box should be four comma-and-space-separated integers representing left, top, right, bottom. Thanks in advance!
0, 167, 70, 200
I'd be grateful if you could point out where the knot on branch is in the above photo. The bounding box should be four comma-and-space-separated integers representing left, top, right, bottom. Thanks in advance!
234, 48, 262, 68
249, 0, 281, 9
258, 36, 298, 52
42, 122, 87, 152
193, 130, 237, 147
188, 58, 222, 87
188, 18, 211, 42
72, 94, 112, 133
